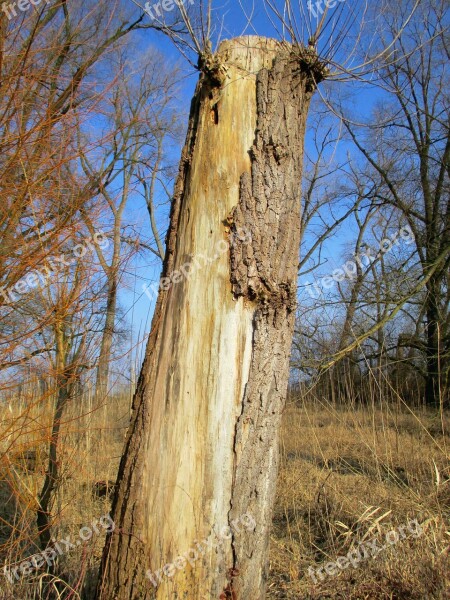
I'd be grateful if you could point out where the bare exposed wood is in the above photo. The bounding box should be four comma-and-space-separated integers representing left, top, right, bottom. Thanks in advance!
96, 36, 321, 600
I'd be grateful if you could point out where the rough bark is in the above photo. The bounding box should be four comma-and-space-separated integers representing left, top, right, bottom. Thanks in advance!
96, 278, 118, 400
37, 378, 69, 554
96, 36, 324, 600
425, 276, 444, 407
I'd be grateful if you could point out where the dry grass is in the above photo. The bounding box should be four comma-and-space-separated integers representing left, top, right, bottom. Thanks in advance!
0, 389, 449, 599
0, 386, 129, 599
268, 400, 450, 599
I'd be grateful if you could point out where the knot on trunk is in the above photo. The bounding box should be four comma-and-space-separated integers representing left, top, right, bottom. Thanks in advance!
198, 46, 228, 88
291, 45, 329, 92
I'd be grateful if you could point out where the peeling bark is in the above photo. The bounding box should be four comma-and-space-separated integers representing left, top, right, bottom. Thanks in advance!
96, 36, 323, 600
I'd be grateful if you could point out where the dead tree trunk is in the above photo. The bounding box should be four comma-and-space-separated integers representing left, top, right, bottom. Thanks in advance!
96, 36, 324, 600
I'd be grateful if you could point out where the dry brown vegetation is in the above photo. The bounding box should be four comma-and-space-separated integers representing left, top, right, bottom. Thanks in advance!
1, 383, 448, 599
269, 397, 449, 599
0, 384, 130, 599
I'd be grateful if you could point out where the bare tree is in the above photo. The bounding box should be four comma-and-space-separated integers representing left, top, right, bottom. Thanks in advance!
34, 248, 100, 553
0, 0, 180, 568
0, 0, 157, 380
78, 50, 179, 404
341, 0, 449, 406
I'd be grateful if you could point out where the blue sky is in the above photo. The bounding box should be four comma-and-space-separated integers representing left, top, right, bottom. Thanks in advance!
113, 0, 382, 375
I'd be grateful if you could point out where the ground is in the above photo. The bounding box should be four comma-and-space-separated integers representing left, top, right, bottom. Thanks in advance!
269, 401, 449, 599
0, 394, 449, 599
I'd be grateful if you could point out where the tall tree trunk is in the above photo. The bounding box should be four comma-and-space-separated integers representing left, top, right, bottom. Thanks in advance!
425, 275, 443, 407
37, 377, 70, 554
96, 278, 118, 401
96, 36, 323, 600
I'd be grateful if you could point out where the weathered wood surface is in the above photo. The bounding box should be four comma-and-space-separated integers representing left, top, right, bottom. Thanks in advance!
97, 35, 319, 600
